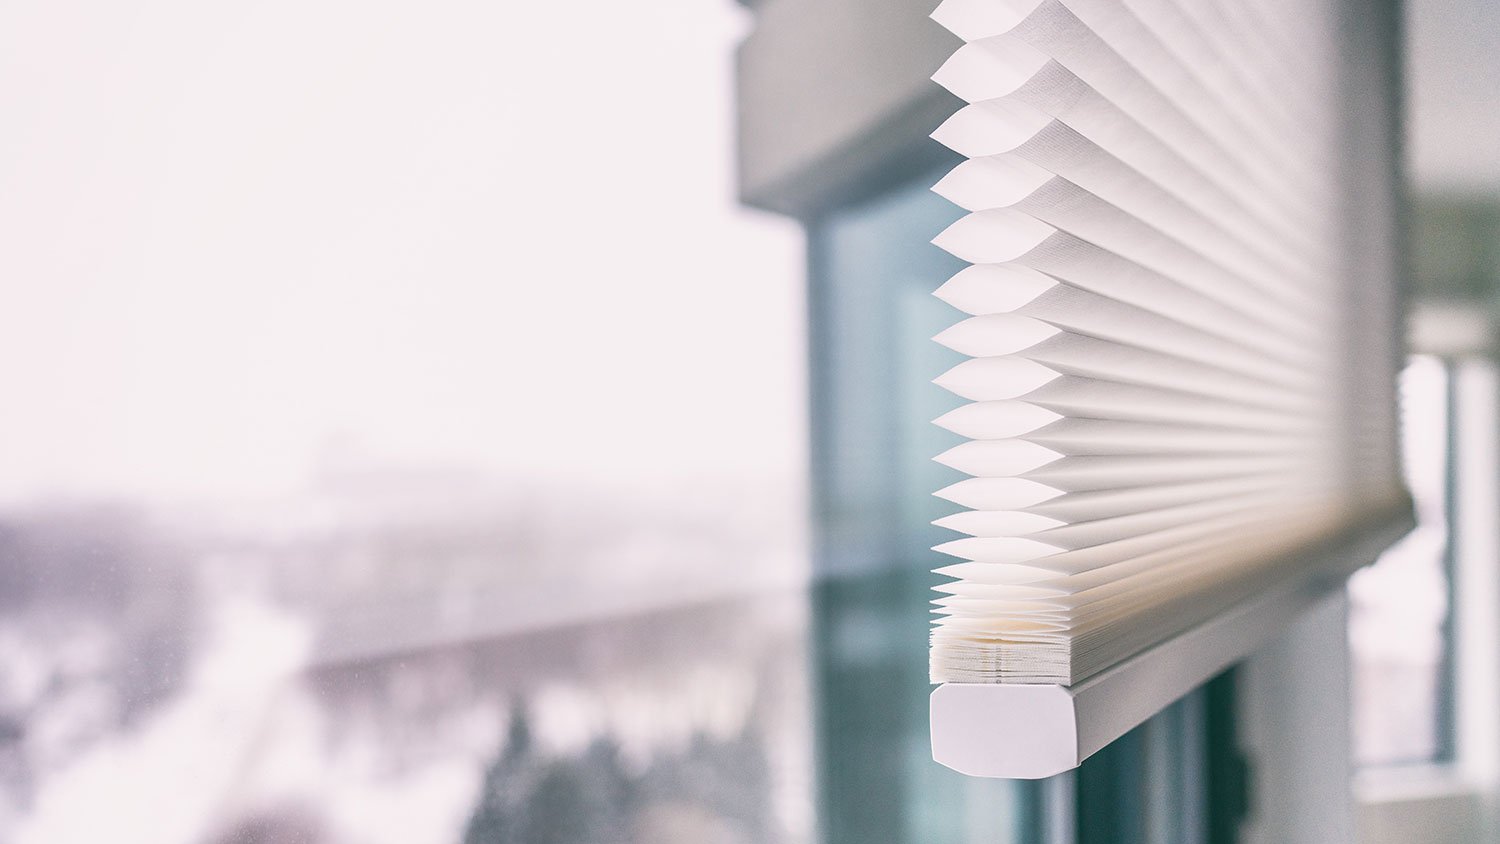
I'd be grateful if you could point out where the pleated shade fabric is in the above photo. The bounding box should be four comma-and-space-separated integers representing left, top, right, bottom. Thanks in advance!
928, 0, 1409, 684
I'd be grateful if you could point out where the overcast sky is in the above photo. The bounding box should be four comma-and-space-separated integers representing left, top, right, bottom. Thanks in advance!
0, 0, 804, 504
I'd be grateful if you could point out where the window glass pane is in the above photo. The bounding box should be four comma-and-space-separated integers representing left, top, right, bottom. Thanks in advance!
808, 168, 1043, 844
0, 1, 813, 840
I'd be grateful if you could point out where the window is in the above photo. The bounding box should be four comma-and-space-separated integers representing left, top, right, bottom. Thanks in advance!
0, 2, 812, 841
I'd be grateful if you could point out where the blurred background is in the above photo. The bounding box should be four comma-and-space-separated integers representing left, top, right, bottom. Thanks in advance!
0, 0, 1496, 842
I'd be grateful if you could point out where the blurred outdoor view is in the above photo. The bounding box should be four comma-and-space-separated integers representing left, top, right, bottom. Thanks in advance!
0, 1, 812, 841
1349, 358, 1452, 767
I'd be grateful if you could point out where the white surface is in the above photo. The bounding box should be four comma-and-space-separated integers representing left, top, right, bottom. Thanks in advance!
1453, 360, 1500, 830
1239, 592, 1355, 844
736, 0, 957, 213
1356, 767, 1485, 844
930, 683, 1078, 780
1406, 0, 1500, 194
1407, 304, 1494, 358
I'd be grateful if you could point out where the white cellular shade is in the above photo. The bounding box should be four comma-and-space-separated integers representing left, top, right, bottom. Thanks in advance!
928, 0, 1408, 684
